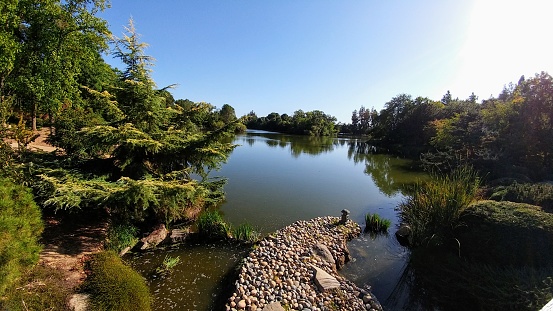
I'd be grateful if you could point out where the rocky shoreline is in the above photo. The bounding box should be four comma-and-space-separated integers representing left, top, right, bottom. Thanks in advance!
225, 216, 382, 311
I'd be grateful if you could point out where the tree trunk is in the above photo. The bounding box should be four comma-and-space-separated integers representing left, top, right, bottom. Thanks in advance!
32, 102, 37, 131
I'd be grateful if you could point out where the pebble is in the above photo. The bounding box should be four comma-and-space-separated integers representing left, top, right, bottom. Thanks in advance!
224, 216, 382, 311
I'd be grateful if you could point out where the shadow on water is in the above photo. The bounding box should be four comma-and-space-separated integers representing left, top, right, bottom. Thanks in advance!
127, 240, 249, 311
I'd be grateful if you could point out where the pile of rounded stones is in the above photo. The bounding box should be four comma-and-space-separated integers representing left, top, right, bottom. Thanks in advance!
225, 216, 382, 311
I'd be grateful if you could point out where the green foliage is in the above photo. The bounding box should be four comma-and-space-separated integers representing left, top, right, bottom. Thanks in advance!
84, 251, 152, 311
364, 213, 391, 234
197, 210, 230, 240
0, 178, 43, 296
1, 264, 72, 311
489, 182, 553, 211
155, 255, 180, 274
399, 166, 480, 247
232, 223, 260, 243
105, 223, 139, 253
246, 110, 338, 136
457, 200, 553, 267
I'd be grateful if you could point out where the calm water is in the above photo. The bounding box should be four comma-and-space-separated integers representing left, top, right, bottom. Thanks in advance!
129, 130, 427, 310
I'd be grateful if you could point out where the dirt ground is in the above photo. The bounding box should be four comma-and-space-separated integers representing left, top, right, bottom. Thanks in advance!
5, 129, 108, 304
6, 128, 57, 152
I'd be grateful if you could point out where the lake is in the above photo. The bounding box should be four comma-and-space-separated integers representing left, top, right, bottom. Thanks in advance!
129, 130, 427, 310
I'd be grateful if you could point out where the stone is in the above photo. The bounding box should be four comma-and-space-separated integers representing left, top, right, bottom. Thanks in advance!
169, 228, 189, 243
312, 243, 336, 270
311, 265, 340, 292
238, 299, 247, 309
68, 293, 89, 311
138, 224, 168, 250
395, 224, 412, 246
262, 302, 285, 311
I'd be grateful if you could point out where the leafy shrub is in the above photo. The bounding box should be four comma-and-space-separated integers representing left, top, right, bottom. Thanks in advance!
105, 223, 139, 253
399, 166, 480, 247
197, 209, 230, 240
232, 223, 260, 243
0, 178, 43, 296
364, 213, 391, 233
84, 251, 152, 311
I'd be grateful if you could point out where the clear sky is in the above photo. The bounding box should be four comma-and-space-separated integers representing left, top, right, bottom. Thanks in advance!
98, 0, 553, 123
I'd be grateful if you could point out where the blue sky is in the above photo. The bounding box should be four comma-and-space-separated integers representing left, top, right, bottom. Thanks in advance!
99, 1, 553, 123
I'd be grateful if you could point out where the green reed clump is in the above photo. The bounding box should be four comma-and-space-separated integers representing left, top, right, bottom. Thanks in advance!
232, 223, 260, 243
399, 166, 480, 247
156, 255, 181, 274
84, 251, 151, 311
105, 223, 139, 253
197, 210, 230, 240
364, 213, 391, 233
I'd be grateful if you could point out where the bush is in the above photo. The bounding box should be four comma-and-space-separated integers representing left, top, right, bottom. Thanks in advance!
0, 178, 43, 296
399, 166, 480, 247
84, 251, 152, 311
489, 182, 553, 211
197, 209, 230, 240
105, 223, 139, 253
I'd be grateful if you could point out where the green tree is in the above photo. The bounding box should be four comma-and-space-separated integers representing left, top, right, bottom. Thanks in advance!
34, 20, 236, 224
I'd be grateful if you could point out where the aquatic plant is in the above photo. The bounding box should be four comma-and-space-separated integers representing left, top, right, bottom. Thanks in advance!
232, 223, 260, 243
105, 223, 139, 253
364, 213, 391, 233
156, 255, 181, 274
197, 210, 230, 239
399, 166, 480, 247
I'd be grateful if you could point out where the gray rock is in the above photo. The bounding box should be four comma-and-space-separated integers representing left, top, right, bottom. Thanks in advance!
312, 244, 335, 269
262, 302, 285, 311
68, 293, 89, 311
311, 265, 340, 292
138, 224, 168, 250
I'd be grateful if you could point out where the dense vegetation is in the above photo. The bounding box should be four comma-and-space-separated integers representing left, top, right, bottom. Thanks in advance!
244, 110, 338, 136
83, 251, 152, 311
342, 73, 553, 181
0, 179, 43, 297
1, 0, 552, 310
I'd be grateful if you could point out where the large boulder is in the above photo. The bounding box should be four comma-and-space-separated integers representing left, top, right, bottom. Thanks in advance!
137, 224, 168, 250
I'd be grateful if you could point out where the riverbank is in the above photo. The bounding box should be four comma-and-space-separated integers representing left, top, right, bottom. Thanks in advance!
225, 216, 382, 311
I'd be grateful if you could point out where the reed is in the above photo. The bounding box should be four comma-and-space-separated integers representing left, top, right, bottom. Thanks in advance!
197, 209, 230, 239
232, 223, 260, 243
399, 166, 480, 247
364, 213, 391, 233
156, 255, 181, 274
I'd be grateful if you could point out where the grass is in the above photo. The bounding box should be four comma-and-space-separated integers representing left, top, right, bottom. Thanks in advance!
364, 213, 391, 234
197, 209, 230, 240
232, 223, 260, 243
399, 166, 480, 247
0, 264, 72, 311
105, 223, 139, 253
83, 251, 152, 311
155, 255, 181, 274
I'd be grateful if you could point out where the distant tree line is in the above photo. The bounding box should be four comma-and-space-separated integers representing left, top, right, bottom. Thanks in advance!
341, 72, 553, 180
244, 110, 337, 136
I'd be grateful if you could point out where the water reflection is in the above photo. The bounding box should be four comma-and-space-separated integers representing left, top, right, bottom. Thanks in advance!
348, 141, 427, 196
